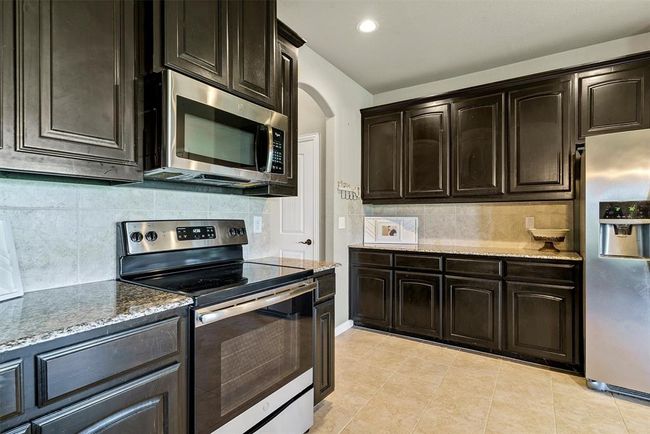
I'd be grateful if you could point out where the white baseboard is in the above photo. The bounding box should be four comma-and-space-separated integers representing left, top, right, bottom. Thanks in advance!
335, 320, 354, 336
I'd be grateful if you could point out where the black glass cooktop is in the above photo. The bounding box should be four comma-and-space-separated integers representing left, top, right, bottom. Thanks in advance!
126, 261, 312, 306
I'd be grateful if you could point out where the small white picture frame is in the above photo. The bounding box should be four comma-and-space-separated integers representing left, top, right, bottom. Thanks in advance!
0, 220, 23, 302
364, 217, 418, 244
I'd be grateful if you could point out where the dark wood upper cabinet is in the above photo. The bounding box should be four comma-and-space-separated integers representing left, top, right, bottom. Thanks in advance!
393, 271, 443, 338
403, 104, 450, 198
578, 61, 650, 140
314, 298, 335, 405
505, 282, 575, 364
229, 0, 277, 109
444, 276, 502, 350
277, 27, 300, 195
451, 94, 505, 197
350, 266, 393, 329
0, 0, 12, 156
163, 0, 229, 87
8, 0, 140, 182
362, 113, 403, 200
508, 78, 573, 194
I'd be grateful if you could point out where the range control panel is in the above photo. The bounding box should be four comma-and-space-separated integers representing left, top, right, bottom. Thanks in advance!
176, 226, 216, 241
270, 129, 284, 174
600, 201, 650, 219
122, 220, 248, 255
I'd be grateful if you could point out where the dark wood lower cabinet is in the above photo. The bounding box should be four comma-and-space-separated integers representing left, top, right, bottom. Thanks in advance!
314, 298, 335, 404
505, 282, 575, 363
393, 271, 442, 338
349, 248, 582, 369
444, 276, 502, 350
350, 266, 393, 329
32, 364, 181, 433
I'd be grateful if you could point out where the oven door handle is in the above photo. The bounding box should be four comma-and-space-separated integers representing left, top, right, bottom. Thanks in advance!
196, 281, 317, 326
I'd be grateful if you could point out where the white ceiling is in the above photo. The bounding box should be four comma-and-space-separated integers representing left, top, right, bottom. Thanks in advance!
278, 0, 650, 94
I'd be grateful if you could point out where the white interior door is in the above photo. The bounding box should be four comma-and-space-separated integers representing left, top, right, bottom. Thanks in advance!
279, 134, 320, 260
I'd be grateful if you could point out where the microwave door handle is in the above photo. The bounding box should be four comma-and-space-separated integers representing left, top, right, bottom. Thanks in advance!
196, 281, 316, 326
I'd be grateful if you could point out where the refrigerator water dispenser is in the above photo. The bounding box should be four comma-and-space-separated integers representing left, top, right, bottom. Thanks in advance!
599, 201, 650, 258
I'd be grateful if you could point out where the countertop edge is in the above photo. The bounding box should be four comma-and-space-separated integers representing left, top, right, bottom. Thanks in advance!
0, 297, 193, 354
348, 244, 583, 262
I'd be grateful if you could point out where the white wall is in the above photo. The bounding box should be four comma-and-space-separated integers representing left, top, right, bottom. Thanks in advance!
374, 32, 650, 105
297, 46, 373, 327
0, 177, 277, 292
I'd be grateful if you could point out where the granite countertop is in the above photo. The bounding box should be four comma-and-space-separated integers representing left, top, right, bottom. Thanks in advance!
0, 281, 193, 354
248, 257, 338, 273
349, 243, 582, 261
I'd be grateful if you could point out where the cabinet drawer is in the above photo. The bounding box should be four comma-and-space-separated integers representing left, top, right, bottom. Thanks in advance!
506, 261, 577, 284
33, 364, 181, 434
394, 254, 442, 272
446, 257, 502, 278
36, 317, 180, 405
315, 273, 336, 303
350, 250, 393, 267
0, 359, 23, 420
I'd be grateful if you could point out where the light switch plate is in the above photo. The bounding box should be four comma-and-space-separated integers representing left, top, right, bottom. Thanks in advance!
338, 216, 346, 229
525, 216, 535, 230
253, 216, 263, 233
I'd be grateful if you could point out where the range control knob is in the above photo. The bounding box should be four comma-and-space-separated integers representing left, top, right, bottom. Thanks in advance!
229, 228, 238, 237
236, 228, 244, 236
130, 232, 143, 243
145, 231, 158, 242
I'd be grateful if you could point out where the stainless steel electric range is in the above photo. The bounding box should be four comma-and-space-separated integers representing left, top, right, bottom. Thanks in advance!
117, 220, 315, 434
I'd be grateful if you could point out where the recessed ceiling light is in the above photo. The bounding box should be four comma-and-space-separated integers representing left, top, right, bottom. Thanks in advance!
357, 19, 378, 33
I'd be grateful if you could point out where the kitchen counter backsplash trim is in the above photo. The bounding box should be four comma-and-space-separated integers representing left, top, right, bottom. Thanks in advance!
0, 280, 192, 354
349, 243, 582, 261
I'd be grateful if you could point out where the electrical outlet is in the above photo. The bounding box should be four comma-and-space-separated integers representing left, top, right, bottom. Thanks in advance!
525, 216, 535, 230
253, 216, 263, 233
338, 216, 346, 229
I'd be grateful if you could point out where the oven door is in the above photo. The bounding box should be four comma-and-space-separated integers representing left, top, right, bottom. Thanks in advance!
163, 70, 288, 185
193, 280, 315, 434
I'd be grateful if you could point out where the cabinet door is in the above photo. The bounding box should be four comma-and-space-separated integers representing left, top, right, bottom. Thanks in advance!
164, 0, 228, 87
13, 0, 140, 181
314, 299, 335, 405
404, 104, 450, 198
229, 0, 277, 108
451, 94, 505, 197
508, 78, 572, 194
362, 113, 403, 200
394, 271, 442, 338
578, 62, 650, 140
350, 267, 393, 329
277, 36, 299, 195
32, 364, 184, 434
444, 276, 502, 350
506, 282, 575, 363
0, 0, 12, 156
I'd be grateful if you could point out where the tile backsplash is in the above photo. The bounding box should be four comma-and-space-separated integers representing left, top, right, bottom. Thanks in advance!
364, 201, 574, 250
0, 177, 278, 292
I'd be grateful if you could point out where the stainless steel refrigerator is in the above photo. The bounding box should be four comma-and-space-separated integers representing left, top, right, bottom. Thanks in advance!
582, 129, 650, 398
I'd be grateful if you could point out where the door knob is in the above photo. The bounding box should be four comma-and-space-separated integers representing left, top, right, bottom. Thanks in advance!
298, 239, 312, 246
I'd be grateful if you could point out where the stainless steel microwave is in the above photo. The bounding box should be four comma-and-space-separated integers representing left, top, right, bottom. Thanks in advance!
143, 70, 289, 187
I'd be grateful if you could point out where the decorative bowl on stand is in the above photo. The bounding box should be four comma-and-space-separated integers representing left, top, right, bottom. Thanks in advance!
528, 229, 570, 252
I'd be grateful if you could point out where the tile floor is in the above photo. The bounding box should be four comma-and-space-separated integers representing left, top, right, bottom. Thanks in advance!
312, 327, 650, 434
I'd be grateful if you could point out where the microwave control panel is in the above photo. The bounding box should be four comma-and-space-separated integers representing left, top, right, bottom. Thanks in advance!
270, 129, 284, 174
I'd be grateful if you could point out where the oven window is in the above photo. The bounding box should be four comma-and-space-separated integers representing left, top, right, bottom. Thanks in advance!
220, 316, 298, 415
176, 96, 260, 169
194, 291, 313, 434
